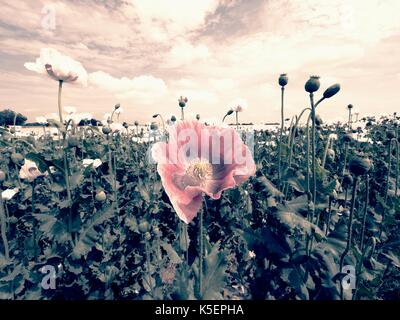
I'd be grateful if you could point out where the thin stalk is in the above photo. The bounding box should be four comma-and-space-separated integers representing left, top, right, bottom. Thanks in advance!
278, 86, 285, 191
360, 175, 369, 251
342, 143, 349, 176
235, 111, 239, 131
339, 176, 358, 300
321, 135, 332, 168
310, 93, 317, 223
325, 196, 333, 236
0, 189, 10, 260
31, 181, 38, 261
181, 107, 184, 121
57, 80, 74, 242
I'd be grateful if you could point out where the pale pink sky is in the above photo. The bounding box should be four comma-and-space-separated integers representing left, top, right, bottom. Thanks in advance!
0, 0, 399, 124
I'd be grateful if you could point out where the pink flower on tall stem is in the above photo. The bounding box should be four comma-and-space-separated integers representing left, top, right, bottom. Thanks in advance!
152, 120, 256, 223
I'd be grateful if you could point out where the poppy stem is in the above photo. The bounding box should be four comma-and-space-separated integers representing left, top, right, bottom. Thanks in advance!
235, 111, 239, 131
181, 107, 184, 121
57, 80, 74, 244
360, 175, 369, 251
339, 176, 358, 300
58, 80, 64, 124
199, 197, 207, 299
0, 186, 10, 260
278, 86, 284, 191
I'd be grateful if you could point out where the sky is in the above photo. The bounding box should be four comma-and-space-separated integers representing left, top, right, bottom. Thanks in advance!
0, 0, 400, 125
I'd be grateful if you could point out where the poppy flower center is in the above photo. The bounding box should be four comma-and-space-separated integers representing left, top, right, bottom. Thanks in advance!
185, 160, 213, 182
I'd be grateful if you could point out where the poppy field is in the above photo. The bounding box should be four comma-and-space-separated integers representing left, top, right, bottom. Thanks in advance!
0, 51, 400, 301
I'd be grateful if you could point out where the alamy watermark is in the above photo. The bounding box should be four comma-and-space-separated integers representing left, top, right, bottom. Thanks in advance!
341, 265, 356, 290
41, 4, 56, 31
40, 265, 57, 290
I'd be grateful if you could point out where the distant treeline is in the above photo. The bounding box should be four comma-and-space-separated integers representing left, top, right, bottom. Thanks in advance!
0, 108, 101, 127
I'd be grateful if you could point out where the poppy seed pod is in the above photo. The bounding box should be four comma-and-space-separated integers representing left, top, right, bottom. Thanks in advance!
10, 128, 16, 134
171, 116, 176, 122
278, 73, 288, 87
349, 157, 372, 176
305, 76, 320, 93
178, 96, 188, 108
315, 115, 323, 126
387, 130, 396, 140
150, 122, 158, 131
342, 133, 353, 143
0, 170, 5, 182
134, 121, 139, 126
342, 173, 354, 188
102, 127, 111, 135
347, 104, 353, 110
323, 83, 341, 99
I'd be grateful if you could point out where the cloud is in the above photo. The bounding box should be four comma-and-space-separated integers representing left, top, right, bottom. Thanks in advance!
166, 42, 211, 67
131, 0, 220, 40
88, 71, 168, 104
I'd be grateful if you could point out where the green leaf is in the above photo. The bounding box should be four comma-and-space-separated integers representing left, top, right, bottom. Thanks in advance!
72, 205, 114, 259
160, 242, 182, 264
274, 211, 325, 239
193, 240, 228, 300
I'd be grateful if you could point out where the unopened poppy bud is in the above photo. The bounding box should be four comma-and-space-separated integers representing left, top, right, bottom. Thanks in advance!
0, 170, 5, 182
95, 190, 107, 202
123, 122, 129, 129
327, 149, 335, 161
342, 174, 353, 188
67, 136, 79, 148
171, 116, 176, 122
323, 84, 340, 99
347, 104, 353, 110
196, 114, 200, 120
114, 103, 121, 110
349, 157, 372, 176
11, 153, 24, 165
153, 225, 160, 235
278, 73, 288, 87
305, 76, 320, 93
144, 232, 151, 241
138, 220, 149, 233
226, 109, 234, 116
10, 128, 16, 134
134, 121, 139, 126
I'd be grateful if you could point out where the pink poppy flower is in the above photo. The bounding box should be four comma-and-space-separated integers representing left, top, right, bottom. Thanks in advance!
152, 120, 256, 224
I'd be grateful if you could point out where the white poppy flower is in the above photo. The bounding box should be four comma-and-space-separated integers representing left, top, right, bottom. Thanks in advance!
19, 159, 47, 182
1, 188, 19, 201
24, 48, 88, 86
83, 159, 102, 169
